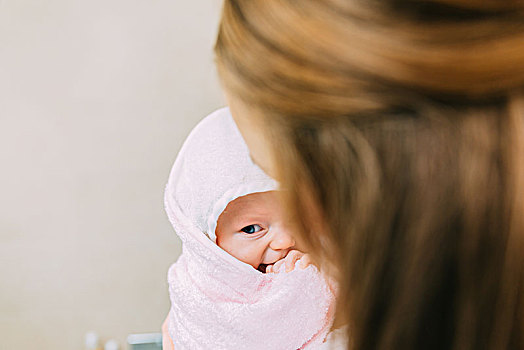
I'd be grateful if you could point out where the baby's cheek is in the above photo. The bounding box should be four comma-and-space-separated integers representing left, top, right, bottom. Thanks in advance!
234, 246, 262, 268
218, 238, 261, 268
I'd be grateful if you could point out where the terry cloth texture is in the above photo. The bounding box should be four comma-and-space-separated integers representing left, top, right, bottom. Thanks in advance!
164, 107, 335, 350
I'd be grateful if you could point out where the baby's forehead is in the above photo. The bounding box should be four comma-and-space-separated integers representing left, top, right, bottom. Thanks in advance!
221, 191, 281, 220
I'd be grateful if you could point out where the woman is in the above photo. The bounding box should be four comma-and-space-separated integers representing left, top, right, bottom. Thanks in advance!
165, 0, 524, 349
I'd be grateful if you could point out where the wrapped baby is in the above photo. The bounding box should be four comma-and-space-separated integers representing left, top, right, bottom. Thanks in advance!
164, 107, 335, 349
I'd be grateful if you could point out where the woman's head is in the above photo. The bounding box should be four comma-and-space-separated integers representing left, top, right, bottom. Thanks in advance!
215, 1, 524, 349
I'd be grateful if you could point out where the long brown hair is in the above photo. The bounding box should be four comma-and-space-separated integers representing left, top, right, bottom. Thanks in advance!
215, 1, 524, 349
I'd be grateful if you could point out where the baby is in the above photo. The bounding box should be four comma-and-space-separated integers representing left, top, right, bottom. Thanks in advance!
216, 191, 311, 274
164, 107, 334, 350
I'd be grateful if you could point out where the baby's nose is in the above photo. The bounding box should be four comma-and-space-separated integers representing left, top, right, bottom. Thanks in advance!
269, 230, 296, 251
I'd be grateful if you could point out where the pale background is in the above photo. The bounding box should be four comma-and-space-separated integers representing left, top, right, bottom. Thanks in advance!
0, 1, 224, 349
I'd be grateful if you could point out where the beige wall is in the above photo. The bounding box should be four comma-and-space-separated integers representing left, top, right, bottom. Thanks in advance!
0, 1, 224, 349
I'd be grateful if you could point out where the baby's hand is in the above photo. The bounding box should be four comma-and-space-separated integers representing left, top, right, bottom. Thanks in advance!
266, 250, 313, 273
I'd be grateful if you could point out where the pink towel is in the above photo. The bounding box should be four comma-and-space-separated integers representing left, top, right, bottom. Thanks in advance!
164, 107, 335, 349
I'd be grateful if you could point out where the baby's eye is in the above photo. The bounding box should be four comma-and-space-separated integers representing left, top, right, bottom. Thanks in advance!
240, 224, 263, 234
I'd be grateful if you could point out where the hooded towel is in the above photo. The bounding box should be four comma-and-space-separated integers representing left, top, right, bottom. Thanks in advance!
164, 107, 335, 350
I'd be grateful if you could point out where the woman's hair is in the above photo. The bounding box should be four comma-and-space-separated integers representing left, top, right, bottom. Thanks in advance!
215, 1, 524, 349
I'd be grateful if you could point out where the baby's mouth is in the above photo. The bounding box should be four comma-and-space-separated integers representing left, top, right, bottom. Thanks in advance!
258, 255, 288, 273
257, 263, 273, 273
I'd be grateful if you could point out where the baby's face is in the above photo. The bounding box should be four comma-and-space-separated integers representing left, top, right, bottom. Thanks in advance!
215, 191, 295, 273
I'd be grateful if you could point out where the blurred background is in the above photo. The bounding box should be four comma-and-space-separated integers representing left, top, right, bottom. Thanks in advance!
0, 1, 224, 349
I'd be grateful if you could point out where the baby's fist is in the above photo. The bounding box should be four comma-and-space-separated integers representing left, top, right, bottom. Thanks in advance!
266, 250, 313, 273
